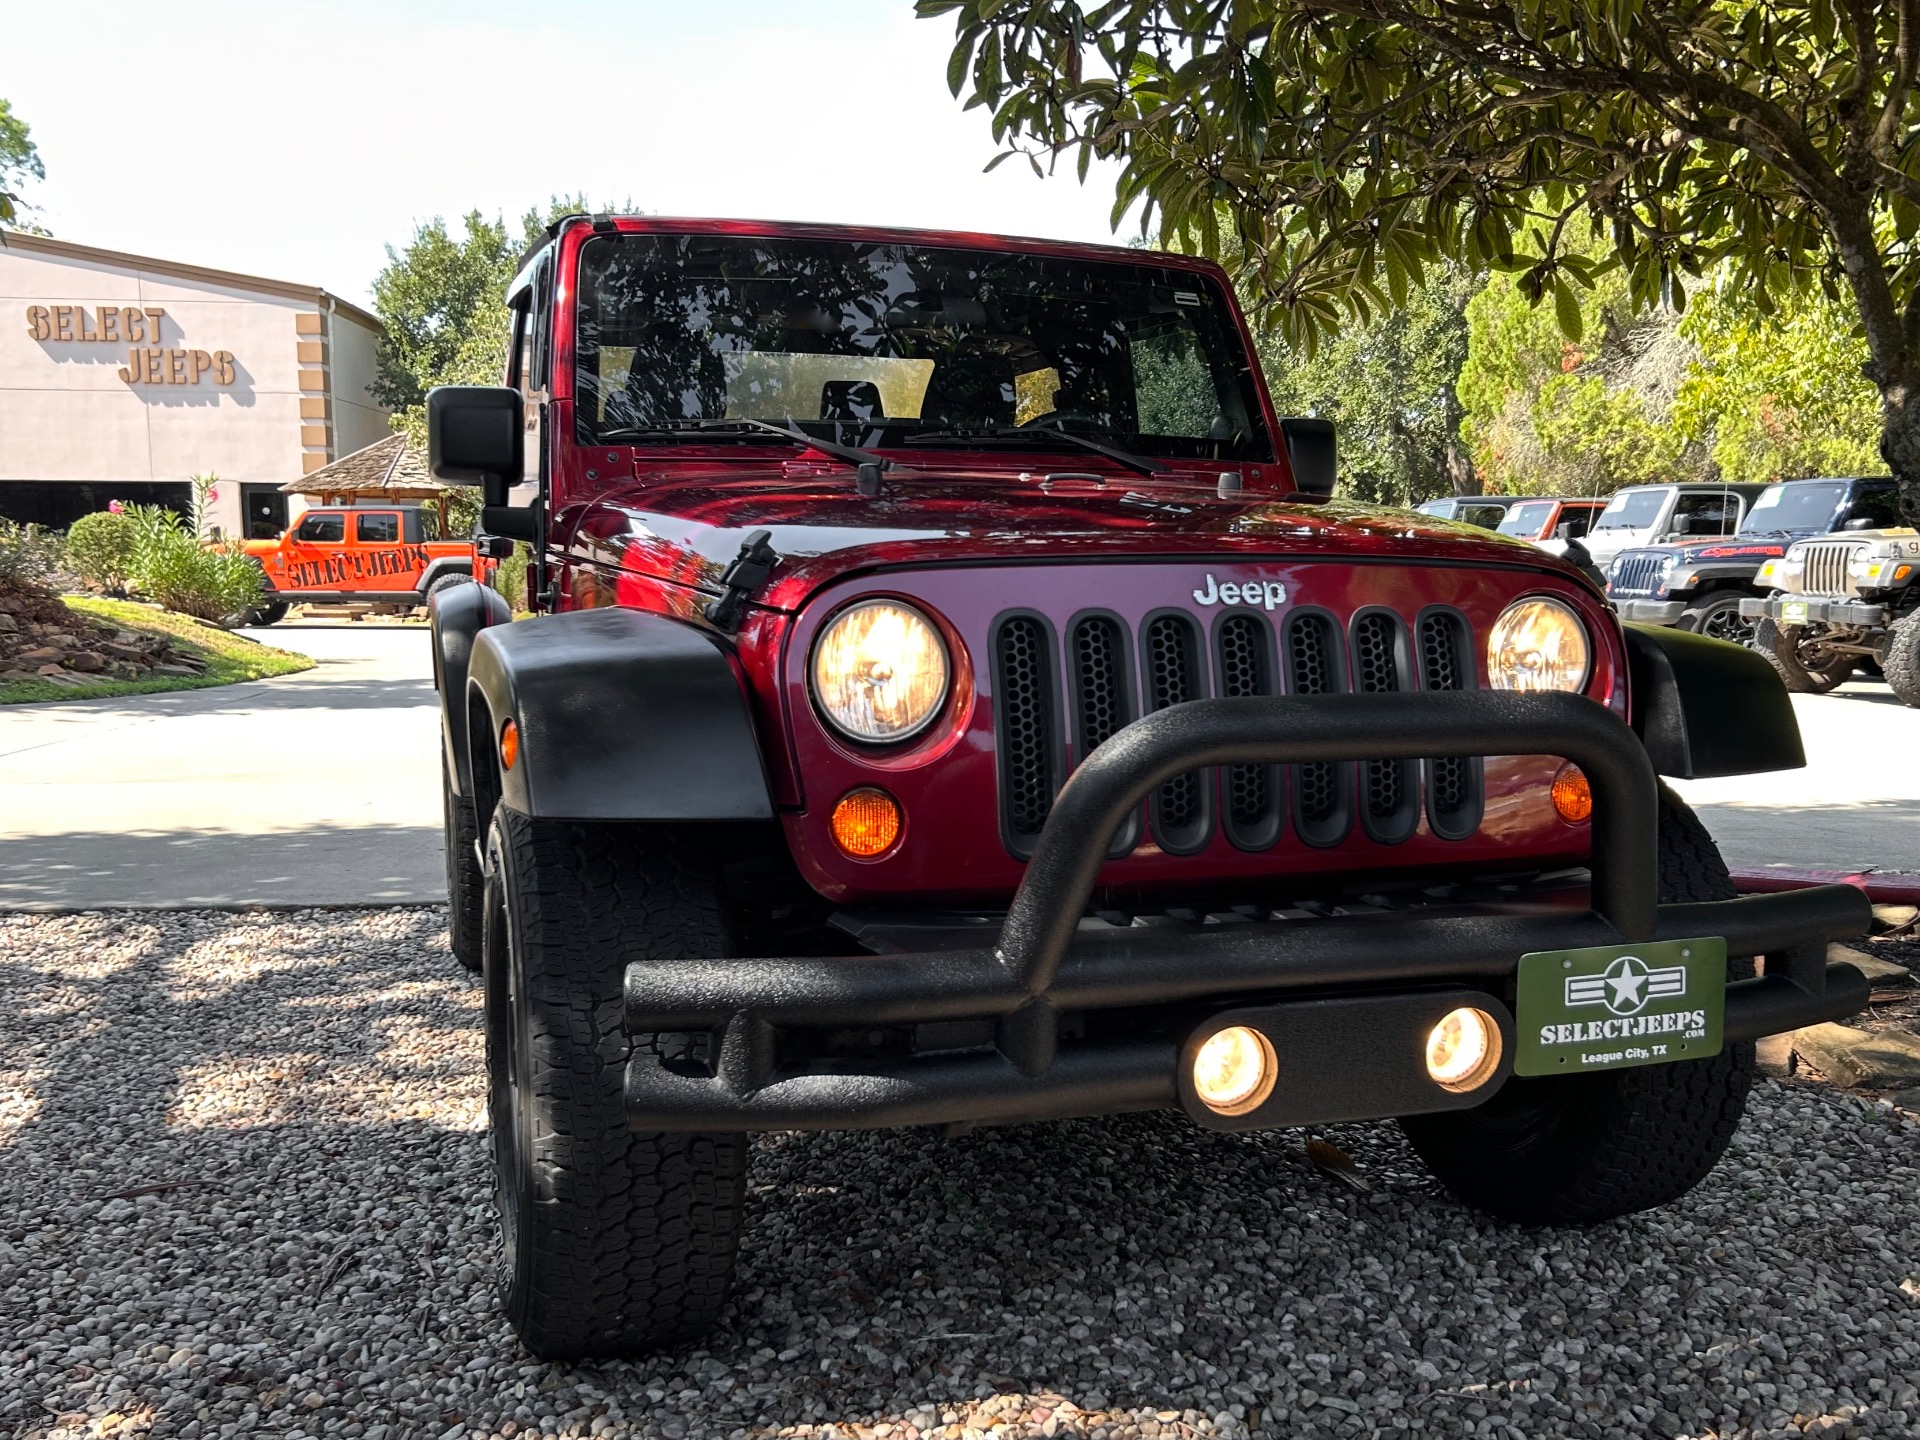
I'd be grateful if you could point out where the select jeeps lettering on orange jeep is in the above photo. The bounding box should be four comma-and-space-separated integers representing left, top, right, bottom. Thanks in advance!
239, 504, 476, 622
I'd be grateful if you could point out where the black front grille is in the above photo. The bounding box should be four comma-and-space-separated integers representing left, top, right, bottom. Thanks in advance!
1070, 614, 1138, 855
1608, 551, 1666, 596
1141, 614, 1209, 852
991, 615, 1058, 853
1285, 611, 1351, 847
1216, 613, 1283, 850
1417, 609, 1484, 839
987, 598, 1486, 860
1351, 610, 1419, 844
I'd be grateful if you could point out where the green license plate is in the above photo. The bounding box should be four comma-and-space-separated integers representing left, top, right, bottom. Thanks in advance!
1781, 598, 1810, 625
1514, 937, 1726, 1076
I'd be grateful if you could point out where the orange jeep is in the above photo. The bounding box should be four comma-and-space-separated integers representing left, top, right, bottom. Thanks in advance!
241, 504, 480, 622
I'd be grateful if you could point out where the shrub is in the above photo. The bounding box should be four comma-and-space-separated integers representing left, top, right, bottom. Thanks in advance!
65, 509, 139, 595
490, 542, 532, 612
0, 520, 59, 591
122, 504, 263, 623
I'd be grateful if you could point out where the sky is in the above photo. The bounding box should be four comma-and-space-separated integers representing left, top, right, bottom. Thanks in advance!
3, 0, 1132, 307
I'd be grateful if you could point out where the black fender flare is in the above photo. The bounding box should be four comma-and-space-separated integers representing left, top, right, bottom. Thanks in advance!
1624, 621, 1805, 778
466, 606, 774, 822
416, 556, 476, 594
431, 580, 512, 794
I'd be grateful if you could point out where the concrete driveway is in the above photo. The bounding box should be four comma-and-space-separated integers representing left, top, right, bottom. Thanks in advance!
0, 625, 441, 909
1672, 677, 1920, 876
0, 622, 1913, 908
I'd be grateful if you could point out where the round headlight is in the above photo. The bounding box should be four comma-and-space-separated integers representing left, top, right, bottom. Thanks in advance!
810, 600, 950, 742
1487, 596, 1592, 693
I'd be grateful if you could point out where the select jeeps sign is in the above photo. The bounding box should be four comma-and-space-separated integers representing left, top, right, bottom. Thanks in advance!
1513, 937, 1726, 1075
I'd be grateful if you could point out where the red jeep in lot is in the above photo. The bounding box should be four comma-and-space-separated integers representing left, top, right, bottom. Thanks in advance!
426, 216, 1870, 1360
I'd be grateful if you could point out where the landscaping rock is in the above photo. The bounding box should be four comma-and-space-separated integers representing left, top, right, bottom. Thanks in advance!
1755, 1032, 1794, 1078
97, 640, 147, 662
1831, 941, 1914, 985
0, 613, 15, 633
1791, 1021, 1920, 1087
64, 652, 105, 673
15, 646, 62, 667
1874, 903, 1919, 932
151, 663, 201, 676
1892, 1085, 1920, 1114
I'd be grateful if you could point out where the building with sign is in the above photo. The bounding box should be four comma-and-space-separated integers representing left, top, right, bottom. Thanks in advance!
0, 232, 388, 538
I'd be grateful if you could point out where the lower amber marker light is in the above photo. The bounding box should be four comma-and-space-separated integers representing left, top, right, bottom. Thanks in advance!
499, 719, 519, 771
830, 787, 902, 858
1192, 1025, 1278, 1116
1426, 1006, 1502, 1092
1551, 762, 1592, 823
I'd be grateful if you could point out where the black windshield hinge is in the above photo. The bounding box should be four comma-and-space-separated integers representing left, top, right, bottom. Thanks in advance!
706, 529, 778, 634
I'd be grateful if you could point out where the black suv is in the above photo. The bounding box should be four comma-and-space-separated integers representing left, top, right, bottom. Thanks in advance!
1605, 477, 1902, 642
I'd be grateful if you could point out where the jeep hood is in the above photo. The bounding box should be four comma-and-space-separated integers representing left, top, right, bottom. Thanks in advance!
565, 466, 1584, 611
1617, 537, 1796, 566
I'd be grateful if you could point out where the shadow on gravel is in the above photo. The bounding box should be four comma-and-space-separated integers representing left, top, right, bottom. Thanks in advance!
1, 909, 1917, 1440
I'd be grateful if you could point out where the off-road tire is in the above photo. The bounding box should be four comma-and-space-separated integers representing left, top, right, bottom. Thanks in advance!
1398, 783, 1755, 1224
426, 572, 475, 600
483, 808, 747, 1360
1883, 609, 1920, 707
1678, 592, 1752, 645
243, 600, 289, 626
442, 755, 483, 972
1752, 617, 1851, 693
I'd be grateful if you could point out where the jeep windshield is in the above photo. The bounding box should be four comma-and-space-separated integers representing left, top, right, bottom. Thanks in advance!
573, 234, 1273, 463
1738, 480, 1848, 535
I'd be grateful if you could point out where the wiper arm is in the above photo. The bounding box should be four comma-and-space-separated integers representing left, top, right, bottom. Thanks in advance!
598, 418, 891, 472
905, 425, 1166, 477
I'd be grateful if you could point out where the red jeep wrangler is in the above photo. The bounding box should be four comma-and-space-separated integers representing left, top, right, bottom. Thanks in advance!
426, 216, 1870, 1361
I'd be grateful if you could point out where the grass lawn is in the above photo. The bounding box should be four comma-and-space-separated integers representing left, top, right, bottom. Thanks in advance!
0, 597, 314, 705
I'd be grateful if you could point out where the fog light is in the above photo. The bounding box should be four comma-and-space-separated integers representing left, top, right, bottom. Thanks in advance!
1426, 1007, 1502, 1092
1551, 762, 1592, 823
1192, 1025, 1277, 1116
830, 787, 902, 858
499, 719, 519, 771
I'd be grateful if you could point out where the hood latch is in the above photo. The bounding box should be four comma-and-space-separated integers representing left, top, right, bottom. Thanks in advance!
706, 529, 778, 634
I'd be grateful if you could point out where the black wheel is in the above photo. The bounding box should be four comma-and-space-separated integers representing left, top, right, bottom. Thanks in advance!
483, 808, 747, 1359
1752, 617, 1851, 693
1884, 609, 1920, 707
427, 573, 474, 601
1398, 784, 1755, 1223
1678, 592, 1752, 645
443, 755, 483, 973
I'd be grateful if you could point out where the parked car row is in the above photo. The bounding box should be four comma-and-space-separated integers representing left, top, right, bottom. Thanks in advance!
1414, 477, 1919, 707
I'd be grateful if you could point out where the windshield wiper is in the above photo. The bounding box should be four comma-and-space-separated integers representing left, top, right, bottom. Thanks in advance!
598, 418, 891, 472
903, 424, 1167, 478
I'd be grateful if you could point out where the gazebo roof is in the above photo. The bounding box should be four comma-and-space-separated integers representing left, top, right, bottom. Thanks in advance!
282, 435, 448, 500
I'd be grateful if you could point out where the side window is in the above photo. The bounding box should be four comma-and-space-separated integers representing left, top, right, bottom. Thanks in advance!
1460, 504, 1506, 529
295, 513, 344, 543
418, 508, 442, 541
530, 258, 553, 391
356, 512, 400, 543
1846, 487, 1903, 529
1561, 505, 1598, 539
1674, 492, 1738, 534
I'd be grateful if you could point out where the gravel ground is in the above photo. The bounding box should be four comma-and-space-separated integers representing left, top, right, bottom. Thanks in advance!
3, 909, 1919, 1440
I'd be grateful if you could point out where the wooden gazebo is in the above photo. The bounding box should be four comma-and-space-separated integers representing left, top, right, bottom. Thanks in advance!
283, 435, 456, 533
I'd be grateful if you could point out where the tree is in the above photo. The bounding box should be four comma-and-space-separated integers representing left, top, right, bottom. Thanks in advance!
1674, 285, 1883, 482
921, 0, 1920, 521
1258, 266, 1479, 504
1, 98, 46, 228
370, 211, 520, 418
1458, 261, 1706, 492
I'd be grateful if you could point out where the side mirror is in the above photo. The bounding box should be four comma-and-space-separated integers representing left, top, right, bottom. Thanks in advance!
1280, 416, 1336, 500
428, 385, 524, 507
1841, 516, 1878, 531
1554, 521, 1574, 539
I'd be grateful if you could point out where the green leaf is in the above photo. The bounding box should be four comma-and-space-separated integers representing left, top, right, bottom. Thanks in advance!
1552, 276, 1585, 341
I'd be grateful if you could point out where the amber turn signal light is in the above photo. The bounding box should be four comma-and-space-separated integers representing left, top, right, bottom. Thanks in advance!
500, 719, 519, 772
1551, 762, 1592, 824
830, 787, 902, 858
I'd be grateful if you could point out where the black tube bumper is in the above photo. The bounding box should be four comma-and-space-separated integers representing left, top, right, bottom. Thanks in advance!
623, 692, 1873, 1134
1613, 598, 1688, 624
1740, 595, 1888, 626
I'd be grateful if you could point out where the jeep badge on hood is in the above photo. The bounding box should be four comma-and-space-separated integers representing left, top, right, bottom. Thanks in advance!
1192, 574, 1288, 609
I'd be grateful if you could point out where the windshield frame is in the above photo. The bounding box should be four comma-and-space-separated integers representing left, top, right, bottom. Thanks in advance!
566, 228, 1277, 465
1594, 486, 1673, 530
1496, 500, 1557, 538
